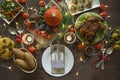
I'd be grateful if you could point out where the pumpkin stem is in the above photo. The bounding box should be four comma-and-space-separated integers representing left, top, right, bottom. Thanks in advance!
52, 13, 56, 18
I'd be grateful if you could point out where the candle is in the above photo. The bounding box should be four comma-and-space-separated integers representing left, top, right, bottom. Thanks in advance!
22, 33, 34, 45
64, 32, 76, 44
66, 35, 72, 41
26, 35, 33, 43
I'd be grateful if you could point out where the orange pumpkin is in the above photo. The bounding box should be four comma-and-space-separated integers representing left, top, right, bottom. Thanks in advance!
44, 6, 62, 27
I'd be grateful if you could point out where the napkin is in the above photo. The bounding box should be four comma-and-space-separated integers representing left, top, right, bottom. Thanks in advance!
51, 45, 65, 74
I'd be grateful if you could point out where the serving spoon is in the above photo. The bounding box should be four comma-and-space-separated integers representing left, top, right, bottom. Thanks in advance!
8, 27, 18, 35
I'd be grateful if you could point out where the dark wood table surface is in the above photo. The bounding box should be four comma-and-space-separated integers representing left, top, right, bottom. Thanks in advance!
0, 0, 120, 80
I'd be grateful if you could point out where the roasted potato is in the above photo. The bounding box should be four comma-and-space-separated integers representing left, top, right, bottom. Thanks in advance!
12, 48, 25, 59
24, 52, 36, 70
15, 59, 30, 71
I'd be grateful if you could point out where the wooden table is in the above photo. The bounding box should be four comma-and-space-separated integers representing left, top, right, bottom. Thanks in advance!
0, 0, 120, 80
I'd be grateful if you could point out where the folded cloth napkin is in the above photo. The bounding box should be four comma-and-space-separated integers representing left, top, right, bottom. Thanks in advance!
51, 45, 65, 74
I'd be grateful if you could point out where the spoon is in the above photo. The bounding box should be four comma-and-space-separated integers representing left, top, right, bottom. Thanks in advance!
1, 64, 13, 71
101, 47, 113, 70
16, 26, 24, 36
106, 47, 113, 55
96, 47, 113, 69
8, 27, 18, 35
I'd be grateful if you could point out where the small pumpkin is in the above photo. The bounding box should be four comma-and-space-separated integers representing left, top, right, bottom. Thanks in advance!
44, 6, 62, 27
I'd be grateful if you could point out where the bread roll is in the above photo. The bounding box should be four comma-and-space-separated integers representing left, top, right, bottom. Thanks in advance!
24, 52, 36, 70
12, 48, 25, 59
15, 59, 30, 70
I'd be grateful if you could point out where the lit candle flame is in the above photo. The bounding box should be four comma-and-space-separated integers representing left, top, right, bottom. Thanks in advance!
15, 22, 19, 27
81, 42, 85, 46
80, 56, 83, 62
8, 66, 13, 71
109, 27, 112, 30
29, 7, 33, 10
34, 8, 37, 11
76, 71, 79, 76
65, 12, 68, 16
105, 40, 108, 44
45, 5, 48, 9
3, 23, 6, 27
105, 5, 108, 8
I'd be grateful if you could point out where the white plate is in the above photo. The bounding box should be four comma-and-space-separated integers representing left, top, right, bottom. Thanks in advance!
65, 0, 100, 15
42, 44, 74, 77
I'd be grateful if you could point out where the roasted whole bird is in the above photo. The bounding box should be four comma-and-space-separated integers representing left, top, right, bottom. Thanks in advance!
78, 16, 105, 42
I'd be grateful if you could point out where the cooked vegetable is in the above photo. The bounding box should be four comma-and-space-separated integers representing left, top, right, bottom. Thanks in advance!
15, 59, 30, 70
0, 0, 22, 21
109, 28, 120, 50
24, 52, 36, 70
12, 48, 25, 59
13, 48, 36, 72
0, 37, 15, 59
44, 6, 62, 27
114, 44, 120, 50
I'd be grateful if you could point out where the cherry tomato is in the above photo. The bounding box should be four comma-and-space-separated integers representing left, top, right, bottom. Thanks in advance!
56, 0, 61, 2
52, 27, 58, 33
69, 27, 75, 32
96, 43, 102, 50
16, 38, 21, 44
21, 0, 26, 3
100, 12, 107, 18
29, 46, 36, 53
77, 44, 83, 51
35, 29, 40, 35
39, 0, 45, 6
100, 4, 105, 11
25, 21, 31, 30
22, 12, 29, 19
41, 31, 47, 38
17, 0, 22, 3
17, 0, 26, 3
47, 34, 52, 40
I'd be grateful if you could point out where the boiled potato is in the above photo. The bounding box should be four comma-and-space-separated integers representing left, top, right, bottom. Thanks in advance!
15, 59, 30, 71
2, 48, 10, 59
12, 48, 25, 59
8, 40, 15, 50
2, 37, 11, 46
24, 52, 36, 70
114, 44, 120, 50
111, 33, 118, 39
115, 29, 120, 33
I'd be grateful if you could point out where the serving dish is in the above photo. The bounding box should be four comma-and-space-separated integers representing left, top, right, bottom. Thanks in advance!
0, 0, 24, 24
65, 0, 100, 15
74, 12, 108, 44
108, 27, 120, 50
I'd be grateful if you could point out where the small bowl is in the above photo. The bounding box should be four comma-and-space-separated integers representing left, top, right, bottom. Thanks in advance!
85, 46, 95, 56
13, 48, 37, 73
64, 32, 76, 44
